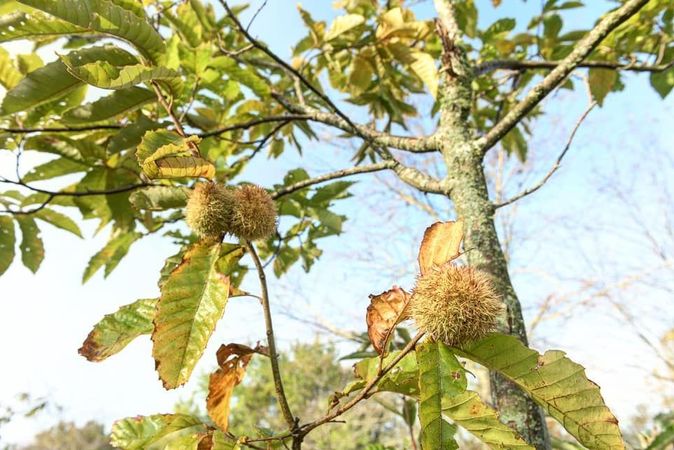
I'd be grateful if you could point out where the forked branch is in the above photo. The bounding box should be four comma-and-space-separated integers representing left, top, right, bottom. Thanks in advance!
477, 0, 651, 154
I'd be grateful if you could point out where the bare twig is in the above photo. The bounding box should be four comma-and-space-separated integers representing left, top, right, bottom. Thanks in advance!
494, 102, 596, 209
150, 81, 201, 157
243, 240, 297, 433
198, 115, 310, 139
477, 0, 651, 154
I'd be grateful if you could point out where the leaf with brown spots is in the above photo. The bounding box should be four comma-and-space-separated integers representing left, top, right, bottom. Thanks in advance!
152, 241, 235, 389
366, 286, 410, 355
79, 298, 157, 362
206, 343, 264, 432
458, 333, 625, 449
418, 219, 464, 275
442, 391, 533, 448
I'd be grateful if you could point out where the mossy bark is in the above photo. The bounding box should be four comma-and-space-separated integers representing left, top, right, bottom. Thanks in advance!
433, 19, 551, 448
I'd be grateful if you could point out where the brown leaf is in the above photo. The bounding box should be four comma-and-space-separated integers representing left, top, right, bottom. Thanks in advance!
206, 343, 261, 431
366, 286, 410, 355
418, 219, 464, 275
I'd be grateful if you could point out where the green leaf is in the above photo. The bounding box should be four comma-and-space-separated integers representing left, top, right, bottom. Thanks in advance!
325, 14, 365, 41
650, 68, 674, 99
352, 351, 420, 396
589, 68, 618, 106
152, 241, 233, 389
107, 115, 162, 154
82, 231, 141, 283
209, 57, 271, 98
646, 422, 674, 450
1, 45, 136, 114
61, 58, 181, 94
21, 157, 89, 182
34, 207, 82, 237
136, 130, 214, 180
15, 216, 44, 273
0, 10, 85, 41
0, 47, 22, 89
129, 186, 190, 211
79, 298, 157, 362
442, 391, 533, 449
458, 333, 625, 449
410, 51, 438, 98
19, 0, 165, 62
0, 216, 16, 276
416, 341, 463, 450
62, 86, 155, 124
110, 414, 207, 450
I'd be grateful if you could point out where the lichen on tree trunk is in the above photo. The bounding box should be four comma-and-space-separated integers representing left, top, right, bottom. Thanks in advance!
432, 2, 551, 445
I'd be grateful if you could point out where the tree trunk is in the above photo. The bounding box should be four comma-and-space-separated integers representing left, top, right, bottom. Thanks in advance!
447, 152, 551, 449
433, 11, 551, 446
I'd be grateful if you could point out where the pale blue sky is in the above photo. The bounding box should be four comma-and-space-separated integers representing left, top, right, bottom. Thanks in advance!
1, 0, 673, 446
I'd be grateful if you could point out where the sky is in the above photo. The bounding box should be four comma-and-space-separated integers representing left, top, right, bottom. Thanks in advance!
1, 0, 673, 446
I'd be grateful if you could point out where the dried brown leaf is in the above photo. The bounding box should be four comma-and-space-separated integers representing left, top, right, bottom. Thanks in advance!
418, 219, 464, 275
366, 286, 410, 355
206, 343, 261, 431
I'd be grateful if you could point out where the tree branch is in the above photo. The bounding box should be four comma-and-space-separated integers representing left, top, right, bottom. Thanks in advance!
476, 58, 674, 75
0, 125, 123, 133
494, 102, 596, 209
476, 0, 651, 154
275, 99, 437, 153
0, 177, 150, 215
243, 240, 297, 434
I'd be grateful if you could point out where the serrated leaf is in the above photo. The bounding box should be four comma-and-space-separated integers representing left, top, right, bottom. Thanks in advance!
62, 86, 155, 124
418, 220, 464, 275
1, 45, 136, 114
79, 298, 157, 361
15, 216, 44, 273
589, 68, 618, 106
82, 231, 141, 282
110, 414, 206, 450
19, 0, 165, 62
108, 115, 161, 154
325, 14, 365, 41
352, 351, 420, 396
129, 186, 190, 211
443, 391, 533, 449
0, 10, 85, 42
21, 158, 89, 182
458, 333, 625, 449
417, 341, 464, 450
34, 207, 82, 237
410, 51, 438, 98
61, 58, 181, 94
0, 47, 22, 89
137, 130, 213, 180
209, 57, 270, 98
0, 216, 16, 276
152, 241, 233, 389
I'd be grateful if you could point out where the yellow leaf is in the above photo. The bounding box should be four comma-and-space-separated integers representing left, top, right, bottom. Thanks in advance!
418, 219, 464, 275
324, 14, 364, 41
410, 51, 439, 98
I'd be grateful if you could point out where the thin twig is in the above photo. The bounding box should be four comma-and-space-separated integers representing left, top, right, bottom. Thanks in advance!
198, 115, 310, 139
243, 240, 297, 433
150, 81, 201, 157
271, 162, 396, 200
494, 102, 596, 209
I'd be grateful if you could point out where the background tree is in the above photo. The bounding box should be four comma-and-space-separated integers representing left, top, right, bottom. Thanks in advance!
0, 0, 672, 449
